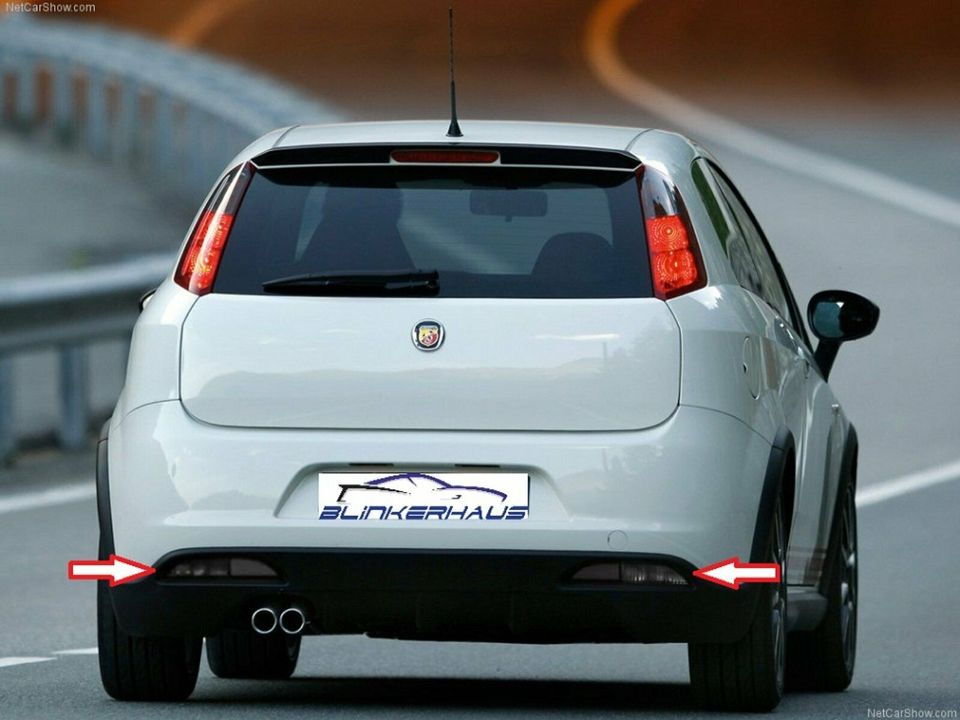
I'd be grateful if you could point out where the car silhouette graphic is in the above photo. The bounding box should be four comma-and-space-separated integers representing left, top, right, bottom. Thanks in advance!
336, 472, 507, 504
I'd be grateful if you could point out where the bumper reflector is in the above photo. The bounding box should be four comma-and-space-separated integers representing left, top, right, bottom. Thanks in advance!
572, 561, 688, 586
166, 557, 278, 579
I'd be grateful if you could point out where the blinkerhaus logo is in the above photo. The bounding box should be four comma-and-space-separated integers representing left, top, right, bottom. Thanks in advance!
318, 472, 529, 521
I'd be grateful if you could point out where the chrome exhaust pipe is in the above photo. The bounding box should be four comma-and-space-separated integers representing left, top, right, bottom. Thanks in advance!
278, 607, 306, 635
251, 607, 278, 635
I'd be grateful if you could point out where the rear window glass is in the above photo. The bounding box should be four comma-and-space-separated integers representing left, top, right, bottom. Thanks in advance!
214, 166, 653, 298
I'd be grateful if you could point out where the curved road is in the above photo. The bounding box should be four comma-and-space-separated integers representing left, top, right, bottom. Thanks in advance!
2, 1, 958, 717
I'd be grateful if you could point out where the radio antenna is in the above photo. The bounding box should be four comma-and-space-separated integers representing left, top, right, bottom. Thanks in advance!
446, 5, 463, 138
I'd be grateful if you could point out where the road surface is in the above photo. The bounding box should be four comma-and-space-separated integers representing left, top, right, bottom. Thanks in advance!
1, 453, 957, 718
1, 1, 958, 717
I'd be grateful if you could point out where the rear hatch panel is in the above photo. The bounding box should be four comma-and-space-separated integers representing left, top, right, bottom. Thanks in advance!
180, 296, 680, 432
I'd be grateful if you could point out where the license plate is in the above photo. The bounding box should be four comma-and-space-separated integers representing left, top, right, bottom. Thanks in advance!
318, 471, 529, 521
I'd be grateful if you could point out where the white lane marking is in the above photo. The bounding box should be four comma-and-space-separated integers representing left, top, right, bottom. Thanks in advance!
0, 482, 95, 516
857, 459, 960, 507
53, 648, 98, 655
584, 0, 960, 229
0, 657, 55, 669
0, 455, 956, 525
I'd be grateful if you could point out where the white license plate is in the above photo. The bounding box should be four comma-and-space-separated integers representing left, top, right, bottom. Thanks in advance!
318, 471, 529, 521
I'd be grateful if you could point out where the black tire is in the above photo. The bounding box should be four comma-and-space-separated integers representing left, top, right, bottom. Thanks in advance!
97, 582, 202, 701
688, 493, 787, 712
786, 478, 857, 691
206, 628, 301, 680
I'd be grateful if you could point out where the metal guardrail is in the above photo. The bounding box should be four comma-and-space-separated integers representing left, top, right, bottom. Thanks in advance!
0, 15, 343, 462
0, 257, 172, 460
0, 14, 340, 201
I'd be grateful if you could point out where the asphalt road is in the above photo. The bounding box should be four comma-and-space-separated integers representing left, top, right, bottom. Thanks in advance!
2, 0, 959, 717
1, 456, 957, 718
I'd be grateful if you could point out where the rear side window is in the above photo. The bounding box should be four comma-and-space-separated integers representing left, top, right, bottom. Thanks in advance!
691, 160, 762, 297
708, 168, 792, 321
213, 166, 653, 298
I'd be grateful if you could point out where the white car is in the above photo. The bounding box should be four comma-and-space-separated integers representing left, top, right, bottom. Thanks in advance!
97, 121, 878, 710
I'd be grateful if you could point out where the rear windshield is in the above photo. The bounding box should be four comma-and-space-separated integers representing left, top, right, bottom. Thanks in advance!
214, 166, 653, 298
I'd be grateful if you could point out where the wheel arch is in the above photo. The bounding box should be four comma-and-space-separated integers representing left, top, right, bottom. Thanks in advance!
97, 419, 115, 559
817, 423, 858, 594
750, 427, 796, 563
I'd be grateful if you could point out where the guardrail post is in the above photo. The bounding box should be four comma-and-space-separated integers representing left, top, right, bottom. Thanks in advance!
0, 357, 15, 464
58, 344, 90, 450
115, 79, 139, 163
0, 50, 10, 126
52, 58, 74, 139
85, 67, 108, 157
153, 90, 175, 179
14, 54, 36, 127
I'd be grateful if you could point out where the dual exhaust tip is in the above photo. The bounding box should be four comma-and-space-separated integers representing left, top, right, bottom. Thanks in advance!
251, 606, 306, 635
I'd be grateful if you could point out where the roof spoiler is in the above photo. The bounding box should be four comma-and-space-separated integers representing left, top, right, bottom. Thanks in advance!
251, 144, 640, 170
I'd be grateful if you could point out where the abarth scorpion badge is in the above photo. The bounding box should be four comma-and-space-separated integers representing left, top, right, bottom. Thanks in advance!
413, 320, 444, 351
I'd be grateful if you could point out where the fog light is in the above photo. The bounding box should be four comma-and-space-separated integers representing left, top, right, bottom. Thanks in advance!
571, 561, 688, 586
620, 562, 687, 586
571, 563, 620, 581
168, 558, 228, 578
166, 557, 277, 579
228, 558, 277, 578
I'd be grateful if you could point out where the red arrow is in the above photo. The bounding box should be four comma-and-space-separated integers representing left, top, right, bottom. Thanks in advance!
67, 554, 155, 587
693, 556, 781, 590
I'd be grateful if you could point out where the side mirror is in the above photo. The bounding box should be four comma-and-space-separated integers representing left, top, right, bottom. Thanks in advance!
139, 288, 157, 312
807, 290, 879, 379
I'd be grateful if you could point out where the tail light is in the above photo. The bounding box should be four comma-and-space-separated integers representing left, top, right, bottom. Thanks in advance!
175, 163, 254, 295
638, 167, 706, 300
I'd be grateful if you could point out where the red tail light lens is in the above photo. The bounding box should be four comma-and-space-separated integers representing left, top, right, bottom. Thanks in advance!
391, 149, 499, 164
646, 215, 701, 298
175, 164, 253, 295
638, 167, 706, 300
176, 211, 234, 295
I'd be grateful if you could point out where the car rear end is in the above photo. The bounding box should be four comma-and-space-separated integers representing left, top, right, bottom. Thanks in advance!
104, 133, 770, 646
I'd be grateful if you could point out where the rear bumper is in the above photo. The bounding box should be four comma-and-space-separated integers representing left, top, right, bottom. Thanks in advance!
109, 548, 761, 643
106, 401, 772, 574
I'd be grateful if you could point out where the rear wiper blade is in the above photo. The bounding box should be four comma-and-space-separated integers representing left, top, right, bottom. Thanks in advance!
262, 270, 439, 296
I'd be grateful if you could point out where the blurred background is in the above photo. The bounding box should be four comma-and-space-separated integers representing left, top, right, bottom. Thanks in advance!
2, 0, 958, 475
0, 1, 957, 716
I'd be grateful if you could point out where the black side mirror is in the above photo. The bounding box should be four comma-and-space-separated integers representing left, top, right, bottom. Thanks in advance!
139, 288, 157, 312
807, 290, 879, 379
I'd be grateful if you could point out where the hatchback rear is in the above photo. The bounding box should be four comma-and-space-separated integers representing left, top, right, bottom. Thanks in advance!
181, 156, 682, 432
99, 122, 779, 707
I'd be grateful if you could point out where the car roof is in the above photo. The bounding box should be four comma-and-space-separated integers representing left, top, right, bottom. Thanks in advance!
231, 121, 703, 179
273, 120, 652, 153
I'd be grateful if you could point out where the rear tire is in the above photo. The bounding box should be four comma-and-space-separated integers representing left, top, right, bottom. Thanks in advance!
786, 478, 857, 690
97, 582, 202, 701
206, 628, 300, 680
688, 493, 787, 712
